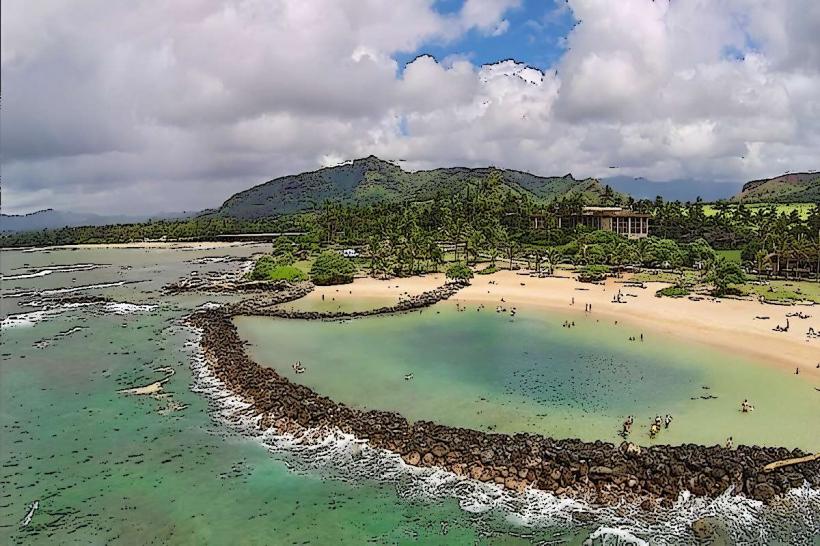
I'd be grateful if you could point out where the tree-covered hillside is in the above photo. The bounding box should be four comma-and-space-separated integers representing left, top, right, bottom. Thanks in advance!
217, 156, 627, 218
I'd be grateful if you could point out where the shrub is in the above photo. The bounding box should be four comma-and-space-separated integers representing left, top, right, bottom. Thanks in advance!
273, 252, 295, 266
706, 257, 746, 295
477, 264, 498, 275
248, 255, 306, 282
446, 262, 474, 283
310, 251, 356, 285
577, 264, 611, 283
655, 286, 690, 298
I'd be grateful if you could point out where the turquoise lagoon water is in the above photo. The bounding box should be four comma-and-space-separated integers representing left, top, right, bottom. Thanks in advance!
1, 245, 818, 545
237, 305, 820, 451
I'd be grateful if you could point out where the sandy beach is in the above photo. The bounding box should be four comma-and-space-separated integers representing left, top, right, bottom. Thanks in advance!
319, 270, 820, 379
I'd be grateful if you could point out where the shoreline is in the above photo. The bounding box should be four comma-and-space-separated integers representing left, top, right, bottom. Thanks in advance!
1, 241, 258, 252
319, 271, 819, 379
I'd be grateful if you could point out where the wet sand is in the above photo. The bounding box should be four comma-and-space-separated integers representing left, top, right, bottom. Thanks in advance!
332, 270, 820, 378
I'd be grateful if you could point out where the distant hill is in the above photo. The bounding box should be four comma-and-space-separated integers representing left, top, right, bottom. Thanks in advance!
0, 209, 194, 232
217, 156, 626, 218
732, 172, 820, 203
604, 176, 743, 202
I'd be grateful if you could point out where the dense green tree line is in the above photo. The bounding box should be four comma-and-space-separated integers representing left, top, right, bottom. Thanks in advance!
0, 216, 307, 247
2, 172, 817, 279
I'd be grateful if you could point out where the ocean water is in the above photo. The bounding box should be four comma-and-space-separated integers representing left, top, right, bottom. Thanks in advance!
1, 245, 818, 545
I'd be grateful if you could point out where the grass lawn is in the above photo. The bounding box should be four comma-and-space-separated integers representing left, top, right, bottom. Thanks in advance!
293, 258, 316, 272
702, 202, 816, 219
629, 269, 702, 285
735, 279, 820, 303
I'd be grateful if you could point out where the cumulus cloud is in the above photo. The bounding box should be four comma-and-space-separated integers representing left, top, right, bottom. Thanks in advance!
1, 0, 818, 214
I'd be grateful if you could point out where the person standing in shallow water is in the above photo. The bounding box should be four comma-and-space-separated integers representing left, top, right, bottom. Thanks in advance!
622, 416, 634, 436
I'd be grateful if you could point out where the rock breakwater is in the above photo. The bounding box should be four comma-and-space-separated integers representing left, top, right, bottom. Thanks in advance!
245, 281, 467, 320
186, 306, 819, 507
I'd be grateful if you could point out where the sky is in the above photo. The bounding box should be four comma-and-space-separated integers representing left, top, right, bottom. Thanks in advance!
1, 0, 819, 214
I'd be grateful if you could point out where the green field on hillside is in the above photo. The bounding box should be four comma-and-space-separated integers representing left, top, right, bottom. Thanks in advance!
702, 202, 816, 219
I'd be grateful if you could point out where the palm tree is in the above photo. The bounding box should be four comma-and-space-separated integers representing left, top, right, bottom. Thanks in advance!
466, 229, 485, 265
498, 228, 520, 270
443, 210, 467, 262
543, 248, 562, 275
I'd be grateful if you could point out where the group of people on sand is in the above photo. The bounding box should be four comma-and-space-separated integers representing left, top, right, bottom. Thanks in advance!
562, 320, 576, 328
628, 333, 644, 342
621, 414, 672, 438
741, 399, 755, 412
612, 290, 626, 304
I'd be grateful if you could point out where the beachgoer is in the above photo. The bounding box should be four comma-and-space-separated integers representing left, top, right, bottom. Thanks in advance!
725, 437, 733, 449
640, 333, 643, 342
650, 423, 659, 438
664, 414, 672, 429
622, 416, 634, 436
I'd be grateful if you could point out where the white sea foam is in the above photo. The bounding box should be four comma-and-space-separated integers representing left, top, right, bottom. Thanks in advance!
188, 256, 239, 264
2, 280, 130, 299
1, 311, 53, 329
1, 263, 106, 280
103, 302, 157, 315
586, 526, 648, 545
2, 297, 157, 330
183, 326, 820, 545
2, 304, 96, 330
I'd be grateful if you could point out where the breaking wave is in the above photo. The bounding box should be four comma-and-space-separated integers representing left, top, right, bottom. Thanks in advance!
1, 299, 158, 330
1, 263, 107, 280
2, 311, 56, 329
183, 327, 820, 545
102, 302, 157, 315
2, 280, 132, 299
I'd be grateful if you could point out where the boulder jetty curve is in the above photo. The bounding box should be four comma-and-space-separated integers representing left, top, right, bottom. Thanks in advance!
184, 285, 819, 507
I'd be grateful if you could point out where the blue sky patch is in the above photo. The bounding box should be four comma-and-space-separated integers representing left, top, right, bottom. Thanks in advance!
394, 0, 577, 73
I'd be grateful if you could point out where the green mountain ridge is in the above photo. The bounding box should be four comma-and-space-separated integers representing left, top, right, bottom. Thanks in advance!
217, 156, 627, 218
732, 172, 820, 203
